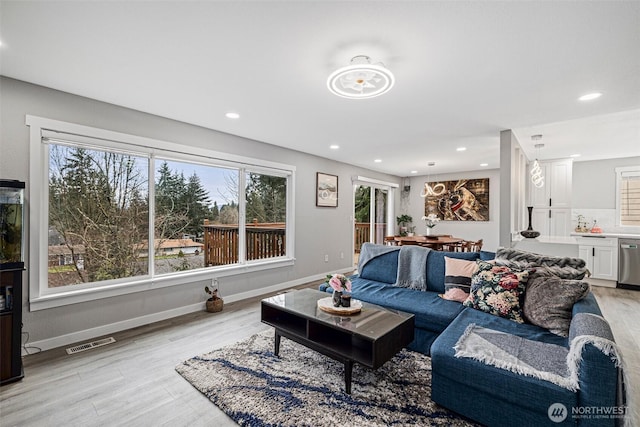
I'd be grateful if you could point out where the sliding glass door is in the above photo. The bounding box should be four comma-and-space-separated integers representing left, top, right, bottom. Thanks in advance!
354, 183, 393, 264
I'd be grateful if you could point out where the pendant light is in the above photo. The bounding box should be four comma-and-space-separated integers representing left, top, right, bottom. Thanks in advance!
530, 135, 544, 189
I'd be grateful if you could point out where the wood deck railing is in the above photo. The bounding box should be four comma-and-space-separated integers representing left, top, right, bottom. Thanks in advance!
203, 219, 286, 266
354, 222, 387, 252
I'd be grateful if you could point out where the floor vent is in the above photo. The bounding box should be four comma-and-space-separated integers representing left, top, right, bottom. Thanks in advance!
66, 337, 116, 355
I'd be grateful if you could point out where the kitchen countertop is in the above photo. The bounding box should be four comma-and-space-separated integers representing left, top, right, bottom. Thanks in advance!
571, 232, 640, 239
514, 235, 578, 244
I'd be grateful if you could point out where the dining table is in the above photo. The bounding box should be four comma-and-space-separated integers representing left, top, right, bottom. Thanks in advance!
391, 235, 464, 251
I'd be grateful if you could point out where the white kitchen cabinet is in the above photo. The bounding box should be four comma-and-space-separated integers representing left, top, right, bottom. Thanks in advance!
530, 159, 572, 208
531, 208, 571, 237
576, 236, 618, 281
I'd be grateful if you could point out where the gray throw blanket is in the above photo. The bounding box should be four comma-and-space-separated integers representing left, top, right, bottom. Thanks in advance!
454, 314, 624, 393
395, 246, 430, 291
454, 324, 571, 389
495, 247, 589, 279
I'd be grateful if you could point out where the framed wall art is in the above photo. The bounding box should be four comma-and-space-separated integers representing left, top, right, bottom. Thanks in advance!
422, 178, 489, 221
316, 172, 338, 207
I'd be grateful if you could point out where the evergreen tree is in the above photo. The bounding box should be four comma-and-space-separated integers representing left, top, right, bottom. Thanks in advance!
354, 185, 371, 223
182, 172, 211, 237
154, 161, 189, 240
245, 173, 286, 223
210, 201, 220, 222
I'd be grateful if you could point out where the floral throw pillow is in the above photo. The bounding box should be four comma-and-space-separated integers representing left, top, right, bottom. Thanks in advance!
463, 261, 531, 323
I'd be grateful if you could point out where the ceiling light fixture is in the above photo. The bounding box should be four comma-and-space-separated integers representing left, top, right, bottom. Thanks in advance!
225, 112, 240, 119
374, 159, 382, 163
480, 163, 488, 167
329, 144, 340, 150
420, 162, 438, 198
570, 154, 581, 158
530, 135, 545, 189
578, 92, 602, 101
456, 147, 467, 152
327, 55, 395, 99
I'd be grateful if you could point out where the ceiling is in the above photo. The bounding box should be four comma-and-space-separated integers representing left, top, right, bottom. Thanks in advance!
1, 1, 639, 177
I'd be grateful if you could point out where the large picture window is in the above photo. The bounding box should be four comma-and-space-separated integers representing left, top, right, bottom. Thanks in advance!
28, 116, 295, 309
48, 144, 150, 288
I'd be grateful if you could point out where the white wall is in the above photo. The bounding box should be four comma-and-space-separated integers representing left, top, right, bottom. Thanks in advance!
572, 156, 640, 232
0, 77, 401, 349
573, 157, 640, 209
402, 168, 501, 252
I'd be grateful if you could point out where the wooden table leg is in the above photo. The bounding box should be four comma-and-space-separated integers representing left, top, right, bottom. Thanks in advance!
344, 360, 353, 394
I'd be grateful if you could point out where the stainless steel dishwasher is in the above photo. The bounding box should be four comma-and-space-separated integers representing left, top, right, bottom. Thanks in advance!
618, 239, 640, 290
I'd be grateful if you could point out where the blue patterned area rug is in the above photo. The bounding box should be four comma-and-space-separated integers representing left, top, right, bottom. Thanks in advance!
176, 331, 478, 426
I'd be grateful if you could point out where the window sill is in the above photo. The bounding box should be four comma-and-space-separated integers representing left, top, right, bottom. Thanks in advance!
29, 258, 295, 311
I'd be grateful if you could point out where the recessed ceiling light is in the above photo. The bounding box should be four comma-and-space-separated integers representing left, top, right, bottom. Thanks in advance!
480, 163, 488, 167
456, 147, 467, 152
225, 112, 240, 119
410, 170, 418, 174
329, 144, 340, 150
570, 154, 581, 158
578, 92, 602, 101
374, 159, 382, 163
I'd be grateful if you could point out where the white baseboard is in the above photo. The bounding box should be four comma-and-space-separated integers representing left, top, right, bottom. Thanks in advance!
585, 277, 618, 288
24, 268, 353, 355
586, 277, 618, 288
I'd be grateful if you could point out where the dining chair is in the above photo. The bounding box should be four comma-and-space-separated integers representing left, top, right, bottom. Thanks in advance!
384, 236, 398, 246
464, 239, 484, 252
442, 241, 464, 252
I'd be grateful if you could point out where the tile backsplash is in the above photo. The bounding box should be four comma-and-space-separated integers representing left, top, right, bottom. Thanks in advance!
571, 209, 618, 233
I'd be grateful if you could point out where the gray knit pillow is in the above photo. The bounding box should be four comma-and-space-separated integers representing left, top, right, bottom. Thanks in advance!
523, 276, 590, 337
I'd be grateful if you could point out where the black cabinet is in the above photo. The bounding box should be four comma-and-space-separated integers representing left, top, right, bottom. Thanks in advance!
1, 264, 24, 385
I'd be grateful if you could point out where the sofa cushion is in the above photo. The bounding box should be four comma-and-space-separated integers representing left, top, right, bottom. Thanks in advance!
349, 278, 465, 333
479, 250, 496, 261
463, 261, 531, 323
524, 276, 590, 337
426, 250, 481, 294
358, 249, 399, 284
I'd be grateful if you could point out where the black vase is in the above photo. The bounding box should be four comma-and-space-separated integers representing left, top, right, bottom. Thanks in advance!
520, 206, 540, 238
332, 290, 342, 307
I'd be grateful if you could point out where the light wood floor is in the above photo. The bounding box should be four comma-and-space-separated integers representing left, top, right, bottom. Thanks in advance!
1, 285, 638, 426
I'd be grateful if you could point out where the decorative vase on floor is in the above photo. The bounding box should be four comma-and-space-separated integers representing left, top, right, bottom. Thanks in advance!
520, 206, 540, 238
332, 290, 342, 307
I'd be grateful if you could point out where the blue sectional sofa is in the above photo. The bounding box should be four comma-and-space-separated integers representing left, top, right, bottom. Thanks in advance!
319, 243, 624, 427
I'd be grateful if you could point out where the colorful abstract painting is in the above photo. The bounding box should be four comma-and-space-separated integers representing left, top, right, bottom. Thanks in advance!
423, 178, 489, 221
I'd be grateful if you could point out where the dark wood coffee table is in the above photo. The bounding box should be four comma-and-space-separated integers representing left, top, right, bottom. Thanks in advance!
261, 288, 415, 394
